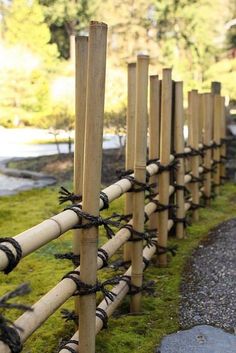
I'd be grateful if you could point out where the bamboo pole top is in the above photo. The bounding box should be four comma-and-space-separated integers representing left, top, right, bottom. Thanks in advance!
137, 54, 149, 60
128, 62, 136, 67
90, 21, 107, 28
75, 35, 88, 42
162, 68, 172, 74
150, 74, 159, 79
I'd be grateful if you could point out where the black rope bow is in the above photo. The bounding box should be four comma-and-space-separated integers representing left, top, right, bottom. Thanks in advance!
0, 284, 33, 353
156, 244, 178, 256
54, 252, 80, 266
59, 186, 82, 205
62, 271, 123, 305
149, 199, 177, 213
121, 224, 157, 248
61, 309, 78, 323
116, 168, 133, 179
65, 206, 121, 239
108, 259, 131, 270
0, 238, 22, 274
157, 159, 179, 173
122, 175, 156, 194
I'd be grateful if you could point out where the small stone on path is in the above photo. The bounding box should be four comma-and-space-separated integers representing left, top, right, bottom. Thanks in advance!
156, 325, 236, 353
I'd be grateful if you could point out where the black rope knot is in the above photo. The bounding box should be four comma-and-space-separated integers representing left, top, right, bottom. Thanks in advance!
156, 244, 178, 256
172, 216, 189, 228
0, 238, 22, 274
59, 186, 82, 205
61, 309, 78, 323
121, 224, 157, 248
65, 207, 121, 239
149, 199, 177, 213
116, 168, 133, 179
54, 252, 80, 266
62, 271, 125, 304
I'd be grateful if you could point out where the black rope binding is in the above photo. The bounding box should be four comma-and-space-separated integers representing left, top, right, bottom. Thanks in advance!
116, 168, 133, 179
121, 224, 157, 248
148, 199, 177, 213
54, 252, 80, 266
64, 206, 121, 239
172, 216, 189, 228
108, 259, 131, 270
0, 238, 22, 274
0, 284, 33, 353
121, 175, 156, 194
59, 186, 82, 204
156, 244, 178, 256
61, 309, 78, 324
57, 339, 79, 353
97, 248, 109, 268
96, 308, 108, 329
62, 271, 124, 305
100, 191, 109, 210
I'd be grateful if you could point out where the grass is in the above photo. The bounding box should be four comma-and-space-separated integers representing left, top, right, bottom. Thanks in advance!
0, 183, 236, 352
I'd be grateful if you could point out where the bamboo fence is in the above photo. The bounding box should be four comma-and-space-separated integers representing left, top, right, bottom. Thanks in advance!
0, 21, 228, 353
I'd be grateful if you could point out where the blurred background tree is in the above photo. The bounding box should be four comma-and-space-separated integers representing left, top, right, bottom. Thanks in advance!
0, 0, 235, 130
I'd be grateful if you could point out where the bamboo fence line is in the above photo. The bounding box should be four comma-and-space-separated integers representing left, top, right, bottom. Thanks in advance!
0, 20, 228, 353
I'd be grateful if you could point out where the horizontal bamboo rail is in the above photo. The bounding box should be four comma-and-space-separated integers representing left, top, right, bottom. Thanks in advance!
0, 156, 175, 272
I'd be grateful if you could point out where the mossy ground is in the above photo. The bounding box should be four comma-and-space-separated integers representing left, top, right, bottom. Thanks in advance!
0, 183, 236, 352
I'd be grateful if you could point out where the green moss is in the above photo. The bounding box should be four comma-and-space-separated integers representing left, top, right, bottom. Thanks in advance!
0, 183, 236, 352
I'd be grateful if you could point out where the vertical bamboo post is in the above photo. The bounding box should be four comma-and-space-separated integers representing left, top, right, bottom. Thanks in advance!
79, 22, 107, 353
213, 95, 222, 195
188, 90, 200, 221
202, 93, 213, 205
123, 63, 136, 262
220, 96, 226, 182
174, 82, 185, 239
130, 54, 149, 312
158, 68, 172, 266
73, 36, 88, 317
149, 75, 160, 233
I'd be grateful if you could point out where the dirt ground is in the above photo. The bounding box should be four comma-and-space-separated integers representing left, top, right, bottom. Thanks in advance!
8, 149, 125, 186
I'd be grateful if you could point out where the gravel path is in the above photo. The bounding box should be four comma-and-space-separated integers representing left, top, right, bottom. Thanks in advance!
180, 218, 236, 333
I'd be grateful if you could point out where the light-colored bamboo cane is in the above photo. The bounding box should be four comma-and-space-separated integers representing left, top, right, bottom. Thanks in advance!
202, 93, 213, 205
130, 54, 149, 312
73, 36, 88, 257
220, 97, 226, 182
79, 21, 107, 353
0, 156, 175, 272
149, 75, 160, 241
158, 68, 172, 266
188, 90, 200, 221
73, 35, 88, 319
174, 82, 185, 239
123, 62, 136, 262
213, 95, 222, 195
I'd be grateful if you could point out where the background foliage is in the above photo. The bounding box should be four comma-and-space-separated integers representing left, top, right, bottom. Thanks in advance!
0, 0, 235, 128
